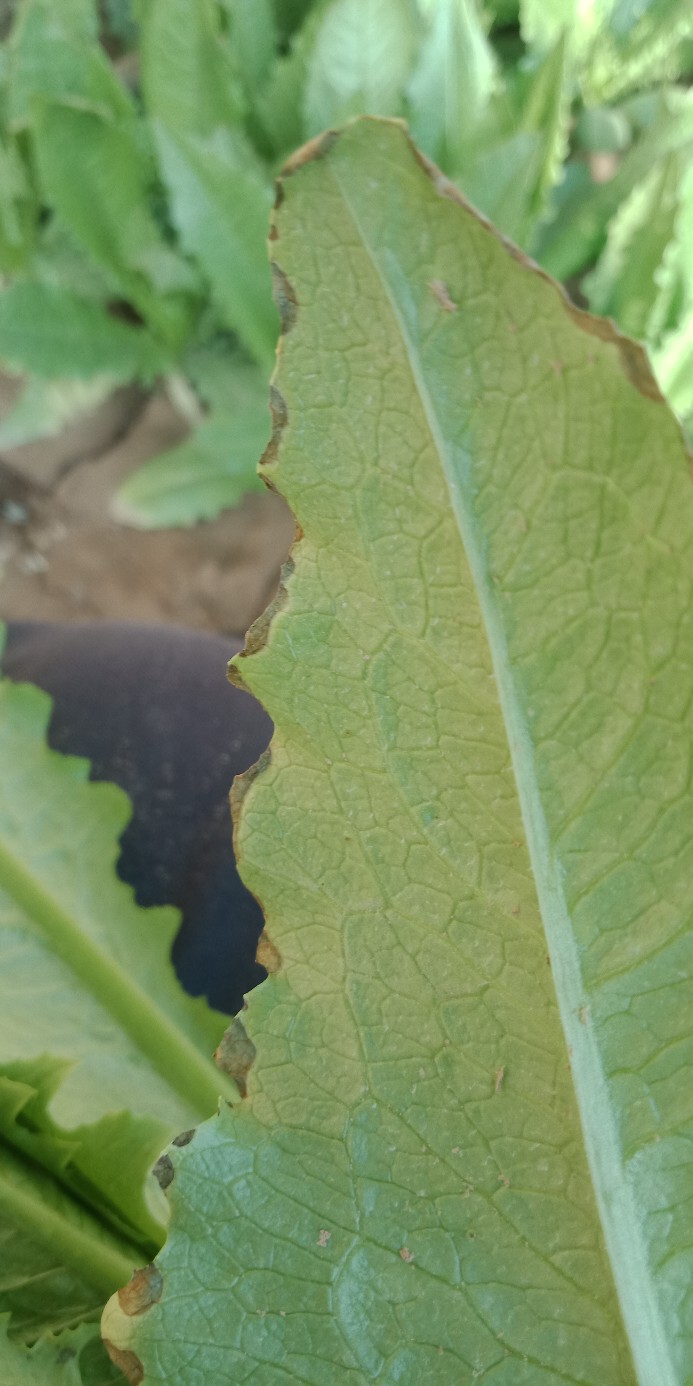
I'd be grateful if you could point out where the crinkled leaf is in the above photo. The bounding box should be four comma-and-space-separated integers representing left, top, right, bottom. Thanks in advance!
114, 408, 266, 528
0, 1318, 124, 1385
0, 1135, 137, 1345
0, 284, 166, 382
584, 152, 684, 340
0, 676, 237, 1338
582, 0, 693, 104
520, 0, 693, 101
103, 119, 693, 1383
303, 0, 419, 135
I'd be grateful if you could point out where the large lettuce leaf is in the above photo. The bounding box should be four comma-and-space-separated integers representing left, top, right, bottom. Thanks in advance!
103, 120, 693, 1383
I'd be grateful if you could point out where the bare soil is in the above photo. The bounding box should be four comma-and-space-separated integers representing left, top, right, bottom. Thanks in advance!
0, 376, 295, 637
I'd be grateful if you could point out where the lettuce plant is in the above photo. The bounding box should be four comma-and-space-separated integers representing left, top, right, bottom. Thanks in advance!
0, 0, 693, 524
94, 119, 693, 1382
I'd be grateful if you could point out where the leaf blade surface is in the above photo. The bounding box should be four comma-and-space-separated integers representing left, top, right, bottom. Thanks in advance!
104, 119, 693, 1384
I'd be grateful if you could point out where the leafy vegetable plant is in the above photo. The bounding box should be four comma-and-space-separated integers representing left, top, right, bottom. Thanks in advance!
96, 119, 693, 1383
1, 0, 693, 523
0, 666, 238, 1380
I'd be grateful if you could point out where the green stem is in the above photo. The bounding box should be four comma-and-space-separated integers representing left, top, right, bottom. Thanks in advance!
0, 841, 239, 1116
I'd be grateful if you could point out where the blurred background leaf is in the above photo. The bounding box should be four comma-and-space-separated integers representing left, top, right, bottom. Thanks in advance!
0, 0, 692, 526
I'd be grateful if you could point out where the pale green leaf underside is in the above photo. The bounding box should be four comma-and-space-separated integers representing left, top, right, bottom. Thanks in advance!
0, 679, 236, 1337
104, 121, 693, 1384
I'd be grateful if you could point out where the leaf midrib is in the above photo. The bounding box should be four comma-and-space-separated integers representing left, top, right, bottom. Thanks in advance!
324, 145, 671, 1386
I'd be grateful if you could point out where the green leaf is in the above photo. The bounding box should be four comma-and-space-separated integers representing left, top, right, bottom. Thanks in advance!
0, 375, 118, 451
0, 1133, 138, 1345
6, 0, 133, 129
272, 0, 317, 42
252, 2, 329, 160
519, 0, 579, 54
406, 0, 497, 170
103, 0, 139, 51
0, 676, 237, 1338
140, 0, 244, 137
584, 152, 684, 340
32, 221, 120, 305
535, 85, 693, 280
582, 0, 693, 104
114, 406, 266, 527
149, 123, 276, 367
0, 1318, 124, 1385
219, 0, 277, 100
460, 36, 570, 247
0, 284, 165, 381
573, 105, 632, 154
303, 0, 419, 135
651, 309, 693, 433
33, 102, 194, 347
139, 0, 275, 363
0, 133, 35, 273
102, 120, 693, 1383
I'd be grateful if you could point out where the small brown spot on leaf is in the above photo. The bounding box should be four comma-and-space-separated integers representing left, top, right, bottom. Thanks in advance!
271, 263, 298, 334
103, 1344, 144, 1385
399, 1246, 414, 1262
117, 1265, 163, 1317
429, 279, 457, 312
172, 1128, 195, 1148
317, 1229, 331, 1247
282, 129, 340, 176
256, 929, 281, 974
214, 1018, 257, 1097
495, 1065, 505, 1094
153, 1154, 174, 1191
